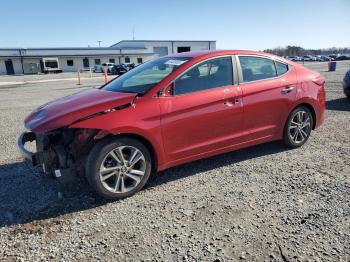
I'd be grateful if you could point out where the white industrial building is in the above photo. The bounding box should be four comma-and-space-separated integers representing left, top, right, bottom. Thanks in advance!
111, 40, 216, 57
0, 40, 216, 75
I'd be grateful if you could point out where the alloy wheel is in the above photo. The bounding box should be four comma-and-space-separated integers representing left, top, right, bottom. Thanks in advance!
99, 146, 146, 193
288, 110, 311, 144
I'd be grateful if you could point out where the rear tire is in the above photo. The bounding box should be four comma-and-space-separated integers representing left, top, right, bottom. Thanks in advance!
283, 106, 314, 148
86, 137, 152, 199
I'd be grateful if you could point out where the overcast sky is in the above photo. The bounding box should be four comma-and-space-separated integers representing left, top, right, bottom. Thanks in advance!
0, 0, 349, 50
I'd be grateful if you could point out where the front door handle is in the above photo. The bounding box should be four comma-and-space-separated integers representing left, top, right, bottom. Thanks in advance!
224, 98, 240, 107
281, 86, 295, 94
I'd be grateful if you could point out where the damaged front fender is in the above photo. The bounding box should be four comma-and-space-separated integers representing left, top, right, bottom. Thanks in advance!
24, 88, 137, 134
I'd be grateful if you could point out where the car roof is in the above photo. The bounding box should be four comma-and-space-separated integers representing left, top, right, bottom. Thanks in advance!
168, 50, 290, 63
170, 49, 272, 57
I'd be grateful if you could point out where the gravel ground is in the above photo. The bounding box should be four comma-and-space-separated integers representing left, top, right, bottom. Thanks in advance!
0, 61, 349, 261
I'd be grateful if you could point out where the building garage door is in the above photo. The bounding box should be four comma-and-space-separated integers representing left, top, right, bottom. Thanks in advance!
23, 63, 40, 74
153, 47, 168, 57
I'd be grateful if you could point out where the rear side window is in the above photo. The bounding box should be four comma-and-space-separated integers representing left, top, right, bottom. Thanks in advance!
275, 61, 289, 76
175, 57, 233, 95
239, 56, 277, 82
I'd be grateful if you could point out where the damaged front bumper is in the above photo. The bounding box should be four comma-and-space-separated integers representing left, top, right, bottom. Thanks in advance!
17, 131, 77, 181
17, 132, 42, 166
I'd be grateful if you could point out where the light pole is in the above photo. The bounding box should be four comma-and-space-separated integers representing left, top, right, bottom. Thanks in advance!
19, 49, 26, 74
98, 41, 102, 47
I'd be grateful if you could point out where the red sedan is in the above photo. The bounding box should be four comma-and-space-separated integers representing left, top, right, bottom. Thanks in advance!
18, 50, 326, 199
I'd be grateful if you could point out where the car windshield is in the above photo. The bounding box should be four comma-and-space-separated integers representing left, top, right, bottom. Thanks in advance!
103, 56, 192, 94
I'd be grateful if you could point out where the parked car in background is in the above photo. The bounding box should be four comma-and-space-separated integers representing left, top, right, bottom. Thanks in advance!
335, 55, 350, 61
287, 56, 301, 62
122, 63, 136, 70
327, 56, 335, 61
315, 55, 323, 61
328, 55, 337, 60
316, 55, 329, 62
94, 63, 115, 73
18, 50, 326, 199
111, 64, 128, 75
302, 55, 314, 61
343, 68, 350, 99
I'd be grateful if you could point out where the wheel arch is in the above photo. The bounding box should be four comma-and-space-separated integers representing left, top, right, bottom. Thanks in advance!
290, 102, 317, 129
95, 131, 159, 172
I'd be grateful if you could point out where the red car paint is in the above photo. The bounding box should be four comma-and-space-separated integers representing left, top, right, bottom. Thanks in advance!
24, 50, 325, 171
25, 88, 137, 134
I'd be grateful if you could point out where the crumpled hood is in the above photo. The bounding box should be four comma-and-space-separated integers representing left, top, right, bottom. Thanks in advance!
25, 88, 137, 133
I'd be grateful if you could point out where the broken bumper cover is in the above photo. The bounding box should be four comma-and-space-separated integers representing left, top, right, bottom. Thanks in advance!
18, 131, 77, 182
17, 132, 42, 166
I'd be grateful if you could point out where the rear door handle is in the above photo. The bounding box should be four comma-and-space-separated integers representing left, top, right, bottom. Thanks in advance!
281, 86, 295, 94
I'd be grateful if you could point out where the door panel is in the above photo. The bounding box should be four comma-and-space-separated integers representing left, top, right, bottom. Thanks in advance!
5, 60, 14, 75
241, 67, 297, 139
83, 58, 89, 68
160, 85, 244, 162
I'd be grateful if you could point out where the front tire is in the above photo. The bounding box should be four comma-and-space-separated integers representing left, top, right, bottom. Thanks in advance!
283, 106, 314, 148
86, 137, 152, 199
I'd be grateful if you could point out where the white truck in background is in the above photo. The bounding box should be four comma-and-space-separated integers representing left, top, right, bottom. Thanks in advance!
42, 58, 62, 73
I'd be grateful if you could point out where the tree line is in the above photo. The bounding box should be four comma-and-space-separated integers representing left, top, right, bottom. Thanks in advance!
263, 46, 350, 56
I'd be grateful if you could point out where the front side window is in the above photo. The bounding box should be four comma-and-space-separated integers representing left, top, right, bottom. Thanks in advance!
103, 56, 191, 94
239, 56, 277, 82
275, 61, 289, 76
174, 57, 233, 95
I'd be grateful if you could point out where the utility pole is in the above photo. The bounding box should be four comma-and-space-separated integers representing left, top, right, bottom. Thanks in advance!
132, 27, 135, 40
98, 41, 102, 47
